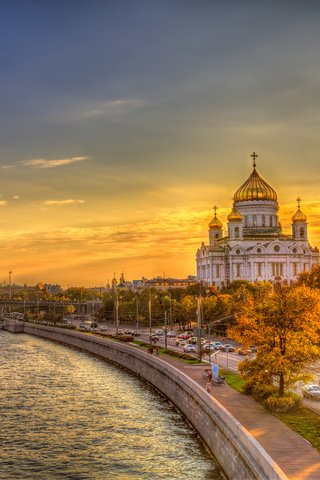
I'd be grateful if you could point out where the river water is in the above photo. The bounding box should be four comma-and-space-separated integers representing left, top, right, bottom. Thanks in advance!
0, 332, 224, 479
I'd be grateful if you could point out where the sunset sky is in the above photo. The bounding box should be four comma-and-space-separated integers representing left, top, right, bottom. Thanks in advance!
1, 1, 320, 287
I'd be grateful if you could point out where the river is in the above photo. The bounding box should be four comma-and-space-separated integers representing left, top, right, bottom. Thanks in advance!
0, 331, 224, 479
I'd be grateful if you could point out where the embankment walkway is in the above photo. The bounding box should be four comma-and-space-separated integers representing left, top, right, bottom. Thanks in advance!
155, 353, 320, 480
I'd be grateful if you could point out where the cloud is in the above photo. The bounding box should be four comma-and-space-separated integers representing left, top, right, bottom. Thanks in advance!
1, 165, 15, 170
43, 199, 85, 206
0, 201, 7, 206
83, 98, 144, 118
20, 156, 90, 169
13, 195, 20, 200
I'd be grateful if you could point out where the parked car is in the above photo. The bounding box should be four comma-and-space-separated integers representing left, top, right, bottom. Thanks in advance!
188, 336, 198, 344
213, 341, 224, 350
155, 329, 164, 335
302, 385, 320, 400
167, 331, 176, 337
99, 325, 108, 332
178, 340, 187, 347
132, 330, 141, 336
150, 334, 159, 341
124, 329, 133, 334
177, 333, 190, 340
202, 343, 216, 352
237, 347, 251, 356
221, 344, 235, 352
184, 344, 196, 353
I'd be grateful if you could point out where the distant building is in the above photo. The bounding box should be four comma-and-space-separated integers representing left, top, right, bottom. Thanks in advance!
142, 276, 197, 290
44, 284, 62, 294
196, 154, 319, 287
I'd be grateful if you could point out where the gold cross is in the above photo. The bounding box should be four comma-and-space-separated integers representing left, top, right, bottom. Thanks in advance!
251, 152, 258, 168
213, 205, 218, 216
296, 197, 301, 209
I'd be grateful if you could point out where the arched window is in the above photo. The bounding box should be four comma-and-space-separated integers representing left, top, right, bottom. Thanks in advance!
253, 215, 257, 226
262, 215, 265, 226
235, 226, 239, 238
215, 233, 219, 240
270, 216, 273, 227
244, 216, 248, 227
300, 227, 304, 238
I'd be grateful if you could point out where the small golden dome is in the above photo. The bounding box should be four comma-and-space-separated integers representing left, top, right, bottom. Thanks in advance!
292, 207, 307, 223
227, 205, 243, 222
209, 215, 223, 230
233, 164, 277, 203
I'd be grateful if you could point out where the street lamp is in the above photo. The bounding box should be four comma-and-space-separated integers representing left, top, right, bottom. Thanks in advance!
148, 291, 152, 343
207, 315, 234, 365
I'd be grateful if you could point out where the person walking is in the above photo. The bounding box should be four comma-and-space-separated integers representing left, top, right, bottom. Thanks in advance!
206, 381, 211, 394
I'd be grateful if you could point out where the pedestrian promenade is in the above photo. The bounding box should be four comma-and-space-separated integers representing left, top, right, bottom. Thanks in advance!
160, 355, 320, 480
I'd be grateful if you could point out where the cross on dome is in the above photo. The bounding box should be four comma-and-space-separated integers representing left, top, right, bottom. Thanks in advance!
296, 197, 302, 209
251, 152, 258, 168
213, 205, 218, 216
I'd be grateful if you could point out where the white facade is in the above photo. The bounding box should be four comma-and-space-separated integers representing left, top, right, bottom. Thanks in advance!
196, 160, 319, 287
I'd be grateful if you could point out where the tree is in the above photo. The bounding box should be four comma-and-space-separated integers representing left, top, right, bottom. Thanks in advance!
228, 285, 320, 396
297, 264, 320, 289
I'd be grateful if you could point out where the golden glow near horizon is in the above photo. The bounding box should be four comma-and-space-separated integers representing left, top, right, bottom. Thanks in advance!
1, 3, 320, 287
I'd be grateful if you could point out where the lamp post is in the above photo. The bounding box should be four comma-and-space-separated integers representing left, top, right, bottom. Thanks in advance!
135, 292, 139, 329
115, 288, 119, 335
148, 291, 152, 344
207, 315, 234, 365
197, 296, 202, 362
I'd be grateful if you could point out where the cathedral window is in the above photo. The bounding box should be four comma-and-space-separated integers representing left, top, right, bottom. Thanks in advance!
236, 249, 241, 254
235, 226, 239, 238
236, 264, 241, 277
262, 215, 265, 226
270, 216, 273, 227
257, 263, 262, 276
293, 263, 298, 276
253, 215, 257, 226
216, 264, 220, 277
274, 245, 280, 252
257, 248, 262, 253
292, 248, 297, 254
300, 227, 304, 238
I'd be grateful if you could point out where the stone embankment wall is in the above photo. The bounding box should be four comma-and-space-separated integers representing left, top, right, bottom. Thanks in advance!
5, 321, 287, 480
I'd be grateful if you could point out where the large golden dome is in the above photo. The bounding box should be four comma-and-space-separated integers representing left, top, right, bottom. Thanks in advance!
233, 164, 277, 203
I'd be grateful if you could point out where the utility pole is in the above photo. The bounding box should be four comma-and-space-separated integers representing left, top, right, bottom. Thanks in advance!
136, 293, 139, 329
148, 291, 152, 343
197, 296, 202, 362
115, 289, 119, 335
164, 310, 168, 351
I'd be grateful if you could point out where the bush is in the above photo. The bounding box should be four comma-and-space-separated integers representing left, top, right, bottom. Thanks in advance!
252, 384, 277, 401
264, 393, 302, 413
117, 335, 134, 342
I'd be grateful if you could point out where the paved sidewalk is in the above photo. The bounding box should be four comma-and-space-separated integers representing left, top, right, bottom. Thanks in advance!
159, 355, 320, 480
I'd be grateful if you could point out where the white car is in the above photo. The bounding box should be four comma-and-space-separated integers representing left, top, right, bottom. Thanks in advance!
302, 385, 320, 400
167, 331, 176, 337
99, 325, 108, 331
184, 344, 196, 353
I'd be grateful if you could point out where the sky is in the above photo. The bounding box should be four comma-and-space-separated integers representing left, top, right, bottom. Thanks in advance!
1, 1, 320, 287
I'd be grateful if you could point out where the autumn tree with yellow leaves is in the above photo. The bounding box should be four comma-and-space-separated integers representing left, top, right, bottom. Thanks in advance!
228, 284, 320, 398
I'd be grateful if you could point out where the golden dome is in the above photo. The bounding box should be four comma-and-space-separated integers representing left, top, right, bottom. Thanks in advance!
292, 207, 307, 223
227, 205, 243, 222
209, 206, 223, 230
233, 165, 277, 203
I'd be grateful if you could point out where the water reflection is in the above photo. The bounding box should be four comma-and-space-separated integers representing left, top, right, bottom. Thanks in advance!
0, 332, 224, 479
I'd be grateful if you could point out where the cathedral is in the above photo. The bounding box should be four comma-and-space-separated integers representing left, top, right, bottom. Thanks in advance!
196, 153, 319, 287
